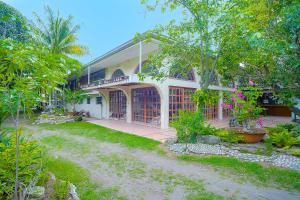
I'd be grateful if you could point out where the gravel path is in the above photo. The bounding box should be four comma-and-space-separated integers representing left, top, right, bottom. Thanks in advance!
32, 128, 300, 200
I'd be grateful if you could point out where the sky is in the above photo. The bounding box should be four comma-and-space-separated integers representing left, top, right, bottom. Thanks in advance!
2, 0, 181, 64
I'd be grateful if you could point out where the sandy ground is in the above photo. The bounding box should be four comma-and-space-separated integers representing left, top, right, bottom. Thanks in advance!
25, 126, 300, 200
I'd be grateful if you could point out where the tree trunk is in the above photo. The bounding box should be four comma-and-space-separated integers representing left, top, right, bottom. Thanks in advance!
14, 93, 21, 200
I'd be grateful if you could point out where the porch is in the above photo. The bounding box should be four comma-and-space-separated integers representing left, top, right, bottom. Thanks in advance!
88, 116, 292, 142
88, 119, 176, 142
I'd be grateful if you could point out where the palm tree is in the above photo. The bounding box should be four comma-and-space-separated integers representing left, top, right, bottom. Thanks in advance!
33, 6, 88, 110
33, 5, 87, 55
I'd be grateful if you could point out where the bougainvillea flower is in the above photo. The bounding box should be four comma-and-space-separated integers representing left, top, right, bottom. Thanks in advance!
256, 117, 263, 128
228, 104, 233, 110
249, 80, 254, 86
230, 96, 236, 102
237, 92, 245, 100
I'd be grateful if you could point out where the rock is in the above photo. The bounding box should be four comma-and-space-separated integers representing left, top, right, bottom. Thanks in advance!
164, 138, 177, 146
27, 186, 45, 200
67, 183, 80, 200
197, 135, 221, 144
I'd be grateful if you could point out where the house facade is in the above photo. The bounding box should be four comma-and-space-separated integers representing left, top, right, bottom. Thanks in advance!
68, 36, 234, 129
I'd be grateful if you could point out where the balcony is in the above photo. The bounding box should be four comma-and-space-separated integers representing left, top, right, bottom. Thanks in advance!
80, 75, 131, 89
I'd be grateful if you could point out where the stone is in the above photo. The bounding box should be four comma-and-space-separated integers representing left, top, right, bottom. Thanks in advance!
67, 183, 80, 200
27, 186, 45, 200
197, 135, 221, 144
263, 133, 270, 141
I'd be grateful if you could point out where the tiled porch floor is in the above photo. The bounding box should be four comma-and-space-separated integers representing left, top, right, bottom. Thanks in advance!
88, 119, 176, 142
88, 116, 292, 142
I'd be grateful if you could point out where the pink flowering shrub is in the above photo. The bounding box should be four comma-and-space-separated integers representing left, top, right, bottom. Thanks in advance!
223, 85, 264, 130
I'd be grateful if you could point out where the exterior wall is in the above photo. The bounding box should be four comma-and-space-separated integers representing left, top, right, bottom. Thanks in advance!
66, 93, 107, 119
79, 40, 231, 128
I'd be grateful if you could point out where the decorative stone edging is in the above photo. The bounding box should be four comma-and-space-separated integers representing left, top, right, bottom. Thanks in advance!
168, 143, 300, 171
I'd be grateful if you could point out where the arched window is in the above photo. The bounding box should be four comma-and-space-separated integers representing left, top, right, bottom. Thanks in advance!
134, 60, 158, 74
111, 69, 125, 79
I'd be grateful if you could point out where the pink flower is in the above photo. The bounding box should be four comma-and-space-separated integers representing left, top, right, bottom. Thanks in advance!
232, 88, 237, 93
221, 102, 226, 108
249, 80, 254, 86
228, 104, 233, 110
230, 96, 236, 102
256, 117, 264, 128
237, 92, 245, 100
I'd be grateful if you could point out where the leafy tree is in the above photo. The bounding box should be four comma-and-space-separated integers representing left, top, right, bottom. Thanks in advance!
140, 0, 300, 101
139, 0, 231, 88
0, 1, 29, 42
63, 88, 87, 112
33, 5, 87, 55
0, 38, 81, 198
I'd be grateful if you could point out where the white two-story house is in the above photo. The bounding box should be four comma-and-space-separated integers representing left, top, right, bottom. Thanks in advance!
68, 35, 233, 129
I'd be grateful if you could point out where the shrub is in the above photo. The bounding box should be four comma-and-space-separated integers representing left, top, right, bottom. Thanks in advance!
215, 129, 243, 143
74, 116, 83, 122
53, 108, 65, 115
267, 124, 300, 148
171, 110, 205, 143
40, 113, 49, 119
0, 128, 42, 199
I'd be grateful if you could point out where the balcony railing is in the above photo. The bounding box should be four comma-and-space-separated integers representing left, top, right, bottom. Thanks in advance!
80, 76, 129, 89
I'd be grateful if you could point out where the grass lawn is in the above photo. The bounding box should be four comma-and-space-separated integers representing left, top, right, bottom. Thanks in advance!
39, 122, 161, 151
178, 155, 300, 191
43, 156, 126, 200
38, 121, 300, 195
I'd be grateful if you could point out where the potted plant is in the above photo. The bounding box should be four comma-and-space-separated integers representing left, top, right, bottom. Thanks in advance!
223, 82, 266, 143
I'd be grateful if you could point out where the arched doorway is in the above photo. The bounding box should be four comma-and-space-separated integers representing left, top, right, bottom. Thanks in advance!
109, 90, 127, 120
132, 87, 161, 126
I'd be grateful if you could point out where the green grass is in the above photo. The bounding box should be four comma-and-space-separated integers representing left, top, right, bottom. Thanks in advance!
41, 135, 91, 154
44, 156, 126, 200
39, 122, 161, 151
150, 168, 225, 200
178, 155, 300, 191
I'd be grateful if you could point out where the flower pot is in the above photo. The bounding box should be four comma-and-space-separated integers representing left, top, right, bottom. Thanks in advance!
231, 127, 266, 143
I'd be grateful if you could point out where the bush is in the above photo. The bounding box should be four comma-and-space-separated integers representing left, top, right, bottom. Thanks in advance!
171, 110, 205, 143
215, 129, 243, 143
74, 116, 83, 122
0, 128, 42, 199
267, 126, 300, 148
53, 108, 65, 115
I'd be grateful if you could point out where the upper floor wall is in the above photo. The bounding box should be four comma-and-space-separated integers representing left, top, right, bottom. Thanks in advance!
68, 36, 201, 90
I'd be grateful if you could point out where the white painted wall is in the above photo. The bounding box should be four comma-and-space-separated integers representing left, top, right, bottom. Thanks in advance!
66, 94, 106, 119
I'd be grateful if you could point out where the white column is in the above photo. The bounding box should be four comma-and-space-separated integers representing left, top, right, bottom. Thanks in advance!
139, 40, 142, 73
88, 66, 90, 85
125, 88, 132, 123
218, 90, 223, 120
160, 85, 169, 129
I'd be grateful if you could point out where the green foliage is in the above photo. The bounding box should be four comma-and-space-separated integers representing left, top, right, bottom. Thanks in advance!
171, 110, 205, 142
0, 1, 29, 42
74, 116, 83, 122
192, 89, 218, 112
33, 6, 88, 56
287, 149, 300, 157
53, 108, 65, 115
63, 89, 87, 112
178, 155, 300, 190
267, 124, 300, 148
224, 86, 264, 129
53, 180, 69, 200
0, 129, 42, 199
215, 129, 243, 143
44, 156, 123, 199
140, 0, 300, 99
